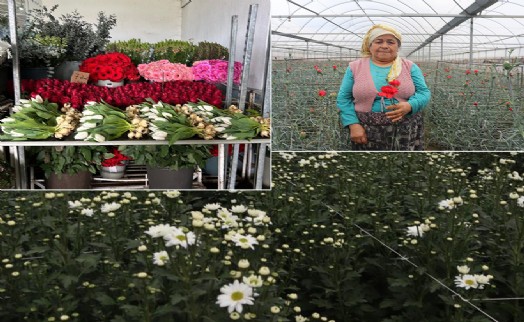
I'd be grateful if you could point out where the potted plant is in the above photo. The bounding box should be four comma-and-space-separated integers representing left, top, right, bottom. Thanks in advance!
30, 145, 106, 189
119, 144, 211, 189
100, 147, 130, 179
29, 5, 117, 80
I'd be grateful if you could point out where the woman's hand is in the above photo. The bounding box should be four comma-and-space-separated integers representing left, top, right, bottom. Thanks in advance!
349, 124, 367, 144
385, 102, 412, 122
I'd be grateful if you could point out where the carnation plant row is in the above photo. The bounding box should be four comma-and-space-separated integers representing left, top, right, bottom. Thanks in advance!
1, 152, 523, 321
0, 86, 270, 143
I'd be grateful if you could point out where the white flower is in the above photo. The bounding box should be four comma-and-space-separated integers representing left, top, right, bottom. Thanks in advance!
454, 274, 478, 289
162, 190, 181, 198
32, 95, 43, 103
231, 205, 248, 213
145, 224, 174, 238
68, 200, 82, 209
81, 208, 94, 217
0, 117, 15, 123
474, 274, 491, 289
295, 315, 309, 322
94, 133, 106, 142
100, 202, 121, 213
204, 203, 221, 210
153, 251, 169, 266
216, 280, 255, 313
406, 225, 424, 237
517, 196, 524, 208
243, 274, 263, 288
164, 228, 196, 249
74, 132, 89, 140
438, 198, 455, 210
151, 131, 168, 140
457, 265, 470, 274
231, 233, 258, 250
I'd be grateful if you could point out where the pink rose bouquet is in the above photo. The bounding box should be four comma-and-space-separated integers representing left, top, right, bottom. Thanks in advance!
137, 60, 194, 82
192, 59, 243, 85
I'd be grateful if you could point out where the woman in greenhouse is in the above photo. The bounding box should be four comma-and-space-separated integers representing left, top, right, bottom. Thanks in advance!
337, 24, 431, 150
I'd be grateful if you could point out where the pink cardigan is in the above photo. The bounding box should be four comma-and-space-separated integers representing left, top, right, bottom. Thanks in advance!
349, 57, 415, 112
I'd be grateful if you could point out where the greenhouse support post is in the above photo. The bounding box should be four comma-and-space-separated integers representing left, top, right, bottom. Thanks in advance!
229, 4, 258, 190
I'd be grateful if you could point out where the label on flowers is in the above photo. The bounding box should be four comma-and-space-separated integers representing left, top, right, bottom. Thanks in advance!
71, 71, 90, 84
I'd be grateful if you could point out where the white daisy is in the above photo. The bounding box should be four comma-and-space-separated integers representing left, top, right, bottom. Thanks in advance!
145, 224, 175, 238
406, 225, 424, 237
242, 274, 263, 288
231, 233, 258, 250
100, 202, 121, 213
216, 280, 255, 313
153, 251, 169, 266
68, 200, 82, 209
81, 208, 94, 217
517, 196, 524, 208
454, 274, 478, 289
456, 265, 470, 274
164, 228, 196, 249
231, 205, 248, 213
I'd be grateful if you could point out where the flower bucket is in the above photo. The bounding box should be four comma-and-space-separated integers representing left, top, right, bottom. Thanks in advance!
97, 79, 124, 88
54, 61, 81, 81
46, 171, 92, 189
100, 165, 126, 179
146, 166, 194, 189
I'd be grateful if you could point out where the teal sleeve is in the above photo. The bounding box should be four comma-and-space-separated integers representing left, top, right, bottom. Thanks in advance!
408, 64, 431, 114
336, 67, 359, 126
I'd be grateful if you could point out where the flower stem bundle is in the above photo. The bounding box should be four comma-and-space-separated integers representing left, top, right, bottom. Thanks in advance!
74, 101, 148, 142
0, 95, 81, 140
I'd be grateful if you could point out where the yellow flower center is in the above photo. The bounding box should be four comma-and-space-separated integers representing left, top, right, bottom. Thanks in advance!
231, 291, 244, 301
465, 279, 475, 285
239, 238, 248, 243
176, 235, 187, 241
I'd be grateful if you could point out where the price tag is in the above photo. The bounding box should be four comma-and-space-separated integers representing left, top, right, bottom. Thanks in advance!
71, 71, 90, 84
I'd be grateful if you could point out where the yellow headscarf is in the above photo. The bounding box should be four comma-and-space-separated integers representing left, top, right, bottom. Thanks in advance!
361, 24, 402, 82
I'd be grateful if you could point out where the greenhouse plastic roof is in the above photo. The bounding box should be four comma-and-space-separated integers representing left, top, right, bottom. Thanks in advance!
271, 0, 524, 60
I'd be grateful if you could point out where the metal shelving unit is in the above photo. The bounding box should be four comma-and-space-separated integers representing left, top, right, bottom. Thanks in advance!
2, 1, 270, 190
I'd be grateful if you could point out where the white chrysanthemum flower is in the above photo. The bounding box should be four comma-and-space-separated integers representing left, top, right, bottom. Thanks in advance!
516, 196, 524, 208
454, 274, 478, 289
164, 228, 196, 249
145, 224, 174, 238
457, 265, 470, 274
81, 208, 94, 217
162, 190, 180, 198
100, 202, 121, 213
474, 274, 491, 289
216, 280, 255, 313
438, 198, 455, 210
406, 225, 424, 237
298, 159, 310, 167
68, 200, 82, 209
231, 233, 258, 250
217, 208, 233, 219
153, 251, 169, 266
204, 203, 221, 211
242, 274, 263, 288
231, 205, 248, 213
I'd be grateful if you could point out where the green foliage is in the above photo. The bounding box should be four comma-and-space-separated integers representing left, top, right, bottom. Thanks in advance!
119, 144, 211, 170
153, 39, 195, 65
31, 145, 106, 177
106, 38, 152, 65
193, 41, 229, 62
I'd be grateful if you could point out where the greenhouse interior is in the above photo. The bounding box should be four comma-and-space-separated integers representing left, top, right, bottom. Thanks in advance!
271, 0, 524, 151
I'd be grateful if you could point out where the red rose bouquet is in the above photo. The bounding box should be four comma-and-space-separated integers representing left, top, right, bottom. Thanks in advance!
79, 52, 140, 83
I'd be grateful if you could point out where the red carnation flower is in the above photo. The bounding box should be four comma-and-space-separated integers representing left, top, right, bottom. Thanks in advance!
318, 89, 327, 97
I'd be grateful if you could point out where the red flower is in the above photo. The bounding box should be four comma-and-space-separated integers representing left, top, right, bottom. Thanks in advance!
332, 65, 337, 70
378, 85, 398, 99
388, 79, 400, 87
473, 102, 478, 106
465, 69, 471, 75
102, 148, 130, 167
474, 70, 479, 75
318, 90, 327, 97
447, 75, 452, 79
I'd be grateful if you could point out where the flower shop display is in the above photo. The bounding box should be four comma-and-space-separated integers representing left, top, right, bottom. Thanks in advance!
192, 59, 243, 85
20, 79, 224, 109
79, 52, 140, 85
100, 147, 130, 179
137, 60, 194, 82
0, 95, 81, 140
